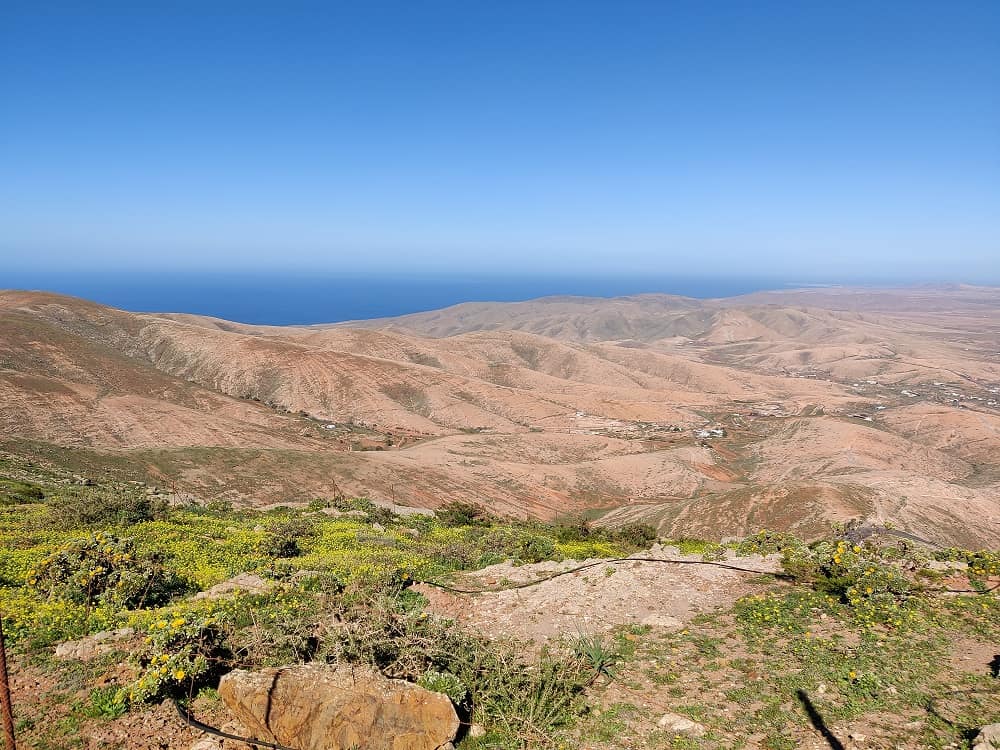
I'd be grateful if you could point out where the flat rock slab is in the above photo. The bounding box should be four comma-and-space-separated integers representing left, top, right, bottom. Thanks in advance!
415, 547, 781, 641
218, 663, 459, 750
194, 573, 274, 600
54, 627, 135, 661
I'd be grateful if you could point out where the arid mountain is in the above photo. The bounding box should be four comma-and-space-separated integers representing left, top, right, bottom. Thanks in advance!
2, 287, 999, 547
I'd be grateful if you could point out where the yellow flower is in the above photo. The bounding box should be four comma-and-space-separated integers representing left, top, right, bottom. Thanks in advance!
848, 670, 857, 680
174, 669, 186, 680
171, 618, 185, 628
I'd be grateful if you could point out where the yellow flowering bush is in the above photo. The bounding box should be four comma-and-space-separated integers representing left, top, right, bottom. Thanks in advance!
123, 606, 228, 706
28, 533, 185, 608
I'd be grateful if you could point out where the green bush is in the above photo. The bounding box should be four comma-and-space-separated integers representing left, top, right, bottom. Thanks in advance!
28, 533, 185, 608
780, 540, 914, 625
418, 669, 468, 705
126, 607, 230, 705
437, 501, 493, 528
256, 517, 317, 559
481, 527, 562, 564
326, 590, 588, 739
0, 479, 45, 505
612, 523, 658, 547
45, 485, 167, 529
555, 519, 601, 543
332, 496, 396, 525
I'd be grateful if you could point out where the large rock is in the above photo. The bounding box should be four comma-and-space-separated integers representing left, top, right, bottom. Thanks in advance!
973, 723, 1000, 750
218, 664, 459, 750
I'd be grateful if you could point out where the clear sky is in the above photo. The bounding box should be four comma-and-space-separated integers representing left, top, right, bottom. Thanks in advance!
2, 1, 998, 281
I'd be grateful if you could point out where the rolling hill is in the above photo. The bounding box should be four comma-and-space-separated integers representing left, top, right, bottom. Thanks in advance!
2, 286, 998, 546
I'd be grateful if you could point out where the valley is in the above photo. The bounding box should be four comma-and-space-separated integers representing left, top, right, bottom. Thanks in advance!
2, 285, 999, 547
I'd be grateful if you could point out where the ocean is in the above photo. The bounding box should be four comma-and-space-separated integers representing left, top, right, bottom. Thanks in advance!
3, 271, 794, 326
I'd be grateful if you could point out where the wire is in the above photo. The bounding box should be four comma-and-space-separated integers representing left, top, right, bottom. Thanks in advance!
413, 556, 999, 597
413, 556, 789, 594
173, 698, 297, 750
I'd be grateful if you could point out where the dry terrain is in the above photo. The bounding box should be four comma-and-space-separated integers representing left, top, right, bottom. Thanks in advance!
2, 285, 999, 546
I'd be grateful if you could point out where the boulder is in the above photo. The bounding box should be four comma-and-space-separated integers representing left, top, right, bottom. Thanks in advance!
194, 572, 274, 600
218, 663, 459, 750
973, 723, 1000, 750
54, 628, 135, 661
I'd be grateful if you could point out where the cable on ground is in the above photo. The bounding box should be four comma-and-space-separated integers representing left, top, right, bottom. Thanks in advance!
174, 698, 297, 750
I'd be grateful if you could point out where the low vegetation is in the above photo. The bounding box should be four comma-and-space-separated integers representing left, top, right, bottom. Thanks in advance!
0, 455, 997, 749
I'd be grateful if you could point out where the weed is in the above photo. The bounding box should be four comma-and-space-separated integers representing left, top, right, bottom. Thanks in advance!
573, 632, 623, 683
80, 686, 127, 719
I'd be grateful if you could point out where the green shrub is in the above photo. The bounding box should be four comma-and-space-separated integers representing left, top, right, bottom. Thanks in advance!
126, 607, 230, 705
437, 501, 493, 528
612, 523, 658, 547
0, 479, 45, 505
326, 590, 589, 739
256, 517, 317, 559
81, 686, 128, 719
555, 519, 603, 543
734, 529, 804, 557
204, 499, 233, 513
572, 632, 622, 682
780, 540, 914, 626
332, 497, 396, 525
227, 591, 320, 666
418, 669, 468, 705
28, 533, 185, 608
45, 485, 167, 529
481, 527, 562, 564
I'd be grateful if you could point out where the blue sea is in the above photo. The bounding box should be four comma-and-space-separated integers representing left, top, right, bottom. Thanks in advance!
3, 271, 799, 326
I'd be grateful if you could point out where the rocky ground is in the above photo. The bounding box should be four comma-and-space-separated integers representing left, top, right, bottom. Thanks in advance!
415, 545, 782, 641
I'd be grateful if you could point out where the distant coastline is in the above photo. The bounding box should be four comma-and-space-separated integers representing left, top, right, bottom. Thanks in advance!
1, 271, 802, 326
4, 271, 980, 327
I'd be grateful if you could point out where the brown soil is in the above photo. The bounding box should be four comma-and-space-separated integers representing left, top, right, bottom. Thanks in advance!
3, 287, 1000, 546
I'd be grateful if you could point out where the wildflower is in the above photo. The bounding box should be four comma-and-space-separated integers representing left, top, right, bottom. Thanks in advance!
174, 669, 186, 680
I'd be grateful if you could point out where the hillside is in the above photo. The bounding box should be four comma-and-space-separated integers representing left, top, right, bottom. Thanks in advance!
1, 457, 997, 750
1, 287, 999, 546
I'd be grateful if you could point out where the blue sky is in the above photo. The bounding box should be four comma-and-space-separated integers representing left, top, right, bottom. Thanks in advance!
1, 1, 998, 281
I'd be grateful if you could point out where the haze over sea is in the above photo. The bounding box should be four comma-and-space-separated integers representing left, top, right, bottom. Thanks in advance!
4, 271, 811, 326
